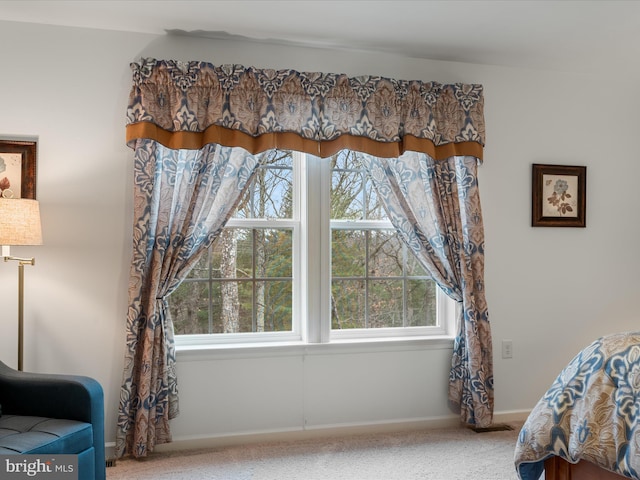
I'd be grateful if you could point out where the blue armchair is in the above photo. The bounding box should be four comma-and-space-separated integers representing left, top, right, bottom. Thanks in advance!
0, 360, 105, 480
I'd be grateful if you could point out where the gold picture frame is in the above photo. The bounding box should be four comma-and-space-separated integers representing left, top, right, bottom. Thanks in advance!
0, 139, 37, 199
532, 164, 586, 227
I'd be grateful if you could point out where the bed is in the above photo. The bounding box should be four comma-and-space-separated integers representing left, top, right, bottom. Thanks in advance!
514, 331, 640, 480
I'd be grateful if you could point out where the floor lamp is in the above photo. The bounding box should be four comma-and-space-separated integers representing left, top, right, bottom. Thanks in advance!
0, 198, 43, 371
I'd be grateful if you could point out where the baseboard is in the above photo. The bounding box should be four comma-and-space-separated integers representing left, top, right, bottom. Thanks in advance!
491, 409, 530, 424
138, 410, 531, 454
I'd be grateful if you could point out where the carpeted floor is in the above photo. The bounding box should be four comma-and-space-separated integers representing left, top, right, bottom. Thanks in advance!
107, 422, 527, 480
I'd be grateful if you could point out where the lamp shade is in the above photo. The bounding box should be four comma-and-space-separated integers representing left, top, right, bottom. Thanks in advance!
0, 198, 43, 246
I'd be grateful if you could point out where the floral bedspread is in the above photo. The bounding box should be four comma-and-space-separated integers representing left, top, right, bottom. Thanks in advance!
514, 331, 640, 480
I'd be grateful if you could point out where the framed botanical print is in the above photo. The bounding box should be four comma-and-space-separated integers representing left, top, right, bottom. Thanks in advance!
0, 139, 37, 199
532, 164, 586, 227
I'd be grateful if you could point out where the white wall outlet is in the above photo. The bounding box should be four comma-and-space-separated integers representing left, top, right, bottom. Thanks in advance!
502, 340, 513, 359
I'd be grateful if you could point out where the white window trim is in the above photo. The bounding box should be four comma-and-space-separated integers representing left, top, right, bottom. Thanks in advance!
174, 151, 456, 351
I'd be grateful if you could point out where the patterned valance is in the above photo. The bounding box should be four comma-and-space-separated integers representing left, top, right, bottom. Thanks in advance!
126, 58, 485, 160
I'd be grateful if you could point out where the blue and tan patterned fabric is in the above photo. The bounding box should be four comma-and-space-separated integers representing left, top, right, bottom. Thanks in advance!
120, 58, 490, 458
358, 152, 492, 427
515, 331, 640, 480
126, 58, 485, 161
116, 140, 264, 458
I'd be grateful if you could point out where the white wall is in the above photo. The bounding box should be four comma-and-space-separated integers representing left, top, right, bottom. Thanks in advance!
1, 20, 639, 447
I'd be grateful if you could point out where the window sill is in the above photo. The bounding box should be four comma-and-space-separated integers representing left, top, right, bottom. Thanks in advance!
175, 335, 455, 362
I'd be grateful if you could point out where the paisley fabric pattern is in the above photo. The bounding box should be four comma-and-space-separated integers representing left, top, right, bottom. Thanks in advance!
515, 332, 640, 479
116, 139, 263, 458
121, 58, 489, 457
126, 58, 485, 160
358, 153, 492, 427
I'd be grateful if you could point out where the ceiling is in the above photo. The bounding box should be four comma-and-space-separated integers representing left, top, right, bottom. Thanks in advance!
1, 0, 640, 74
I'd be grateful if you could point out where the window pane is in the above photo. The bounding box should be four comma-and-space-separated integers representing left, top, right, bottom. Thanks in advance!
332, 150, 362, 170
407, 280, 437, 327
258, 281, 293, 332
200, 280, 294, 333
170, 280, 209, 334
233, 151, 293, 220
331, 169, 364, 219
184, 250, 209, 280
210, 281, 254, 333
261, 229, 293, 278
212, 229, 252, 279
171, 226, 293, 335
330, 150, 387, 221
368, 279, 404, 328
364, 183, 387, 220
332, 230, 365, 277
330, 226, 439, 330
369, 231, 403, 277
331, 279, 365, 329
210, 228, 293, 280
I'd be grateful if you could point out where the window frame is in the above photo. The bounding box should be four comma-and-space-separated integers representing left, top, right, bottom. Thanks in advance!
175, 151, 455, 350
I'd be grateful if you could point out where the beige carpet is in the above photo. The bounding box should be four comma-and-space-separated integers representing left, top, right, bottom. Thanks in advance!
107, 422, 526, 480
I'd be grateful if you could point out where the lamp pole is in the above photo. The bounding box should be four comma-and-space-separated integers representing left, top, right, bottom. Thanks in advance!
5, 255, 35, 371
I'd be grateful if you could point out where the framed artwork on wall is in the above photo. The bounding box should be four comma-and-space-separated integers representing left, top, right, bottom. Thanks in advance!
532, 163, 586, 227
0, 139, 37, 200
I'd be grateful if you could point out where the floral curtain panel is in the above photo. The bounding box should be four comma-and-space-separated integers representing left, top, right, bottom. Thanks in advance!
357, 152, 493, 426
117, 139, 264, 457
121, 58, 490, 457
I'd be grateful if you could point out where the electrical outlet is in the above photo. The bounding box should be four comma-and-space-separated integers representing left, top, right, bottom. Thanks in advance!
502, 340, 513, 359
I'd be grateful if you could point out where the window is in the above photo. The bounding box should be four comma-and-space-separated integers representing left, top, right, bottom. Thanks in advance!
170, 150, 453, 346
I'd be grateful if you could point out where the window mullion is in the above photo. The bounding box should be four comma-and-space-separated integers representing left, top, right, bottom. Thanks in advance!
208, 247, 214, 334
301, 154, 331, 343
318, 158, 332, 343
252, 228, 257, 333
364, 230, 369, 329
402, 244, 408, 328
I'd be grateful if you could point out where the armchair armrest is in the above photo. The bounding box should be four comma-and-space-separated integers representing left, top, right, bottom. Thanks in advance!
0, 360, 105, 475
0, 360, 102, 423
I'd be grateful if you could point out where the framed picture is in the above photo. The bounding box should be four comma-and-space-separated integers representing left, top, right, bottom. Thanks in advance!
532, 164, 586, 227
0, 139, 37, 199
